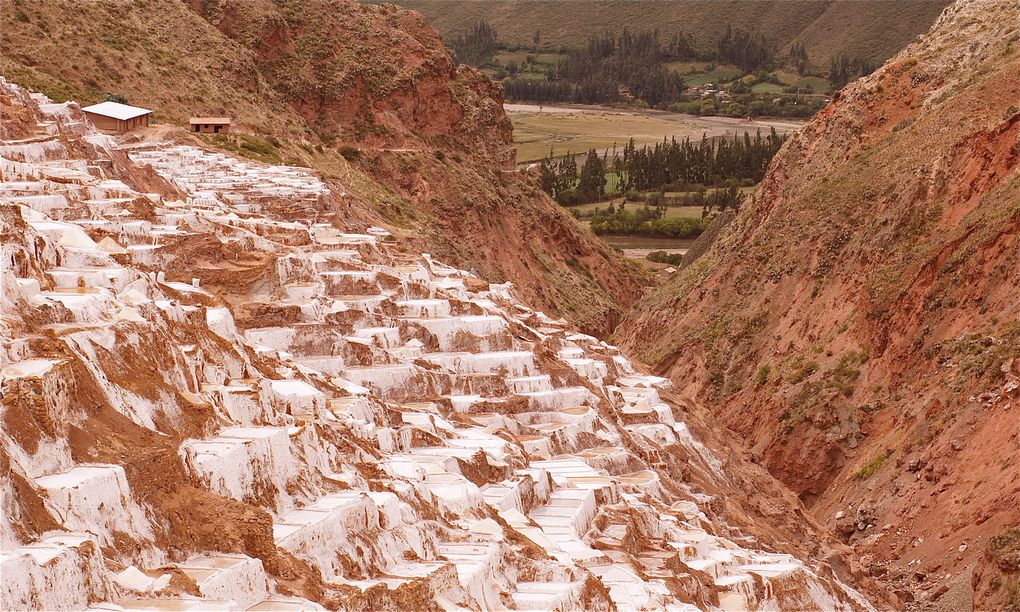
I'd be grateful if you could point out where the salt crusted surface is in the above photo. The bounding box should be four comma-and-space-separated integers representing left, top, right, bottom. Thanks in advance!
0, 79, 872, 611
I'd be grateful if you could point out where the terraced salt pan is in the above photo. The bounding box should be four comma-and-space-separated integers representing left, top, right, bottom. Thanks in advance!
48, 267, 134, 292
563, 356, 609, 384
0, 138, 65, 163
410, 315, 509, 350
129, 145, 330, 204
0, 533, 109, 611
319, 270, 378, 294
273, 491, 435, 582
510, 581, 586, 611
0, 358, 61, 380
519, 386, 596, 411
341, 363, 418, 394
34, 465, 154, 551
396, 298, 451, 318
351, 326, 400, 348
423, 473, 487, 514
89, 596, 326, 611
443, 427, 511, 459
588, 563, 674, 610
437, 542, 507, 610
4, 193, 70, 215
181, 426, 305, 511
506, 374, 553, 394
269, 378, 325, 408
530, 488, 598, 537
177, 554, 270, 609
28, 219, 100, 250
422, 350, 535, 376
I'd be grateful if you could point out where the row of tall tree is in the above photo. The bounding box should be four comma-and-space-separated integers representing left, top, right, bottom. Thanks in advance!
547, 28, 689, 107
618, 129, 787, 191
539, 150, 610, 204
538, 129, 787, 204
829, 52, 878, 88
502, 77, 618, 105
788, 42, 809, 75
451, 21, 498, 66
717, 25, 775, 73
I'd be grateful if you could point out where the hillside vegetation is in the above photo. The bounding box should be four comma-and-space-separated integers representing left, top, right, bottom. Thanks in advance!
393, 0, 949, 67
617, 0, 1020, 608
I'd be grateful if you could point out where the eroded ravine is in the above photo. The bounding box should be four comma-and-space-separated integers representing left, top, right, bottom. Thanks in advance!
615, 1, 1020, 608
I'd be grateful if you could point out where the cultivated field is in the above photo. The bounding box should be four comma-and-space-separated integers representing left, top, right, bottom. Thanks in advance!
568, 203, 706, 219
509, 104, 804, 163
664, 62, 742, 85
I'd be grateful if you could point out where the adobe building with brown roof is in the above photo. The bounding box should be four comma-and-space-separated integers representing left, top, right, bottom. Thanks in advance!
189, 117, 231, 134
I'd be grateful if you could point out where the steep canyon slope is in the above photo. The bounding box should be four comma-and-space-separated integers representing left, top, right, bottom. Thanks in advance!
617, 0, 1020, 608
0, 0, 642, 335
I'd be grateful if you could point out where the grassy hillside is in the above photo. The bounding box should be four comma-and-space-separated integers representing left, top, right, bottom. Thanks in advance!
389, 0, 949, 68
0, 0, 305, 134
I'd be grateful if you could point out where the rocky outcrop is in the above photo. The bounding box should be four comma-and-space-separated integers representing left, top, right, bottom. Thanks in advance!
617, 0, 1020, 606
184, 0, 512, 161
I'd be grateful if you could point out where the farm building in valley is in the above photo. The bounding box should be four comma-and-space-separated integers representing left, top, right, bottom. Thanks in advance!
189, 117, 231, 134
81, 101, 151, 132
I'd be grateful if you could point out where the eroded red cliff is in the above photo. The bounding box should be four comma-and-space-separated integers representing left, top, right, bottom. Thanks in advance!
617, 0, 1020, 606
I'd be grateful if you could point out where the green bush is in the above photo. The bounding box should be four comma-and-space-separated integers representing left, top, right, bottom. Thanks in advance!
646, 251, 684, 266
338, 145, 361, 161
555, 189, 578, 205
589, 207, 707, 238
788, 360, 818, 383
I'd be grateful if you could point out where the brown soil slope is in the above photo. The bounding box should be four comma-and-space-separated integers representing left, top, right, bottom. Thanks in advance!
617, 0, 1020, 607
0, 0, 643, 335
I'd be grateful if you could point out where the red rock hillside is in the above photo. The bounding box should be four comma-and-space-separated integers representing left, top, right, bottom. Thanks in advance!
617, 0, 1020, 608
0, 0, 644, 336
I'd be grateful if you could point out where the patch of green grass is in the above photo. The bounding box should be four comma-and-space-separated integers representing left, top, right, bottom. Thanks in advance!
566, 201, 703, 220
793, 76, 831, 92
821, 349, 868, 397
751, 82, 785, 94
755, 363, 771, 386
510, 108, 803, 162
203, 133, 284, 165
645, 250, 685, 266
938, 323, 1020, 387
0, 60, 90, 103
853, 450, 890, 480
679, 64, 742, 86
990, 528, 1020, 556
788, 359, 818, 384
